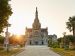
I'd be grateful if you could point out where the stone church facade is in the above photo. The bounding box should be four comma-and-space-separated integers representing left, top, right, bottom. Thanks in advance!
25, 7, 48, 45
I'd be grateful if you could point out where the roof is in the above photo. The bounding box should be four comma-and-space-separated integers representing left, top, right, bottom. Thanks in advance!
41, 28, 47, 32
26, 28, 32, 32
26, 28, 47, 32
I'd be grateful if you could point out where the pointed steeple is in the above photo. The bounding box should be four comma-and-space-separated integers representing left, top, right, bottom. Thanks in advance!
34, 7, 39, 23
32, 7, 41, 29
35, 7, 38, 19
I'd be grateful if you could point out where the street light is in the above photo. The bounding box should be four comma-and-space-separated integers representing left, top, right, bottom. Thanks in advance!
4, 23, 11, 52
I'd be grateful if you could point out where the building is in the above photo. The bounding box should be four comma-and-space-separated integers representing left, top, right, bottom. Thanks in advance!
25, 7, 48, 45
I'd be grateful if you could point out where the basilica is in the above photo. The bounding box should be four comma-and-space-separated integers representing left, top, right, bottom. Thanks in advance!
25, 7, 48, 45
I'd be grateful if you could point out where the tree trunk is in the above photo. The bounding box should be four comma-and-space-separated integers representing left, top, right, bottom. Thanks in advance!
73, 25, 75, 36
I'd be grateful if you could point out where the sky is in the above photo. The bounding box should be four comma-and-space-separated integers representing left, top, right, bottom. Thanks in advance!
8, 0, 75, 37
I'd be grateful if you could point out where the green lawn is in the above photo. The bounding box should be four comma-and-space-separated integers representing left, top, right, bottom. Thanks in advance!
51, 48, 75, 56
0, 47, 24, 56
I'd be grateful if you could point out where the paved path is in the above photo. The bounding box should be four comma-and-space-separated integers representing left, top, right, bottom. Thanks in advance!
16, 45, 60, 56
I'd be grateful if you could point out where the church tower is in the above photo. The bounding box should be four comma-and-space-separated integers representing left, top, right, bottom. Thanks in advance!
32, 7, 41, 30
25, 7, 48, 45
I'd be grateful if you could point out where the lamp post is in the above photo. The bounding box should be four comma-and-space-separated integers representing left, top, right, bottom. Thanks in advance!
4, 23, 11, 52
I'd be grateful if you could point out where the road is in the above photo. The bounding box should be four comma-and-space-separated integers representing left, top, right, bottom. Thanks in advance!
16, 45, 60, 56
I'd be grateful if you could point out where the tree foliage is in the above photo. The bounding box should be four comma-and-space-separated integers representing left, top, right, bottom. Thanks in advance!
0, 0, 12, 33
64, 35, 75, 44
57, 37, 63, 43
0, 35, 4, 44
66, 16, 75, 35
9, 35, 25, 46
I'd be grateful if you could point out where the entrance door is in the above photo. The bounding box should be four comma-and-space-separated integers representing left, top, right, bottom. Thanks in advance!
42, 41, 44, 45
30, 41, 31, 45
35, 41, 38, 45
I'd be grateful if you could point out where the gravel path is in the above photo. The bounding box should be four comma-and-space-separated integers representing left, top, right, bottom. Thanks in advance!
16, 45, 60, 56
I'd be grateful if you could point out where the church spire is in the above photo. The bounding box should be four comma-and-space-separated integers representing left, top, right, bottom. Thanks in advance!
32, 7, 41, 29
34, 7, 39, 23
35, 7, 38, 19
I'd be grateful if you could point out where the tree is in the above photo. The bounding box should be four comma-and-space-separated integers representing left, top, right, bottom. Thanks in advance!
0, 0, 12, 33
64, 35, 75, 49
57, 37, 63, 44
0, 35, 4, 44
66, 16, 75, 36
66, 35, 75, 43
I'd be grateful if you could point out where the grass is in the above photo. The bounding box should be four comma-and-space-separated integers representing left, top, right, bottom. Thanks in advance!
51, 48, 75, 56
0, 47, 24, 56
